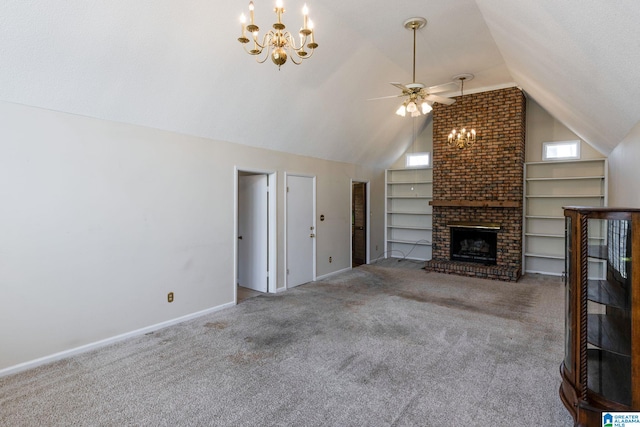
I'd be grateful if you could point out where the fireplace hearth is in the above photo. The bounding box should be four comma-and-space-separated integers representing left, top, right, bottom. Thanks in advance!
449, 222, 499, 265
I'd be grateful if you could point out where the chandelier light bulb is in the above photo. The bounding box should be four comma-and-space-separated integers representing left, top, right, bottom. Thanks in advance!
411, 110, 420, 118
396, 105, 407, 117
406, 101, 417, 113
276, 0, 283, 8
239, 14, 247, 39
302, 4, 309, 28
421, 102, 432, 114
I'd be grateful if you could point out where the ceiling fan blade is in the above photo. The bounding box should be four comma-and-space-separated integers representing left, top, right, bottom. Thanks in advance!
425, 94, 456, 105
390, 82, 408, 91
367, 94, 404, 101
426, 82, 458, 94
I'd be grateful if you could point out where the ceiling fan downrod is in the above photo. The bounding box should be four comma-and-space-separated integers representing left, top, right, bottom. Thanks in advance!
403, 17, 426, 84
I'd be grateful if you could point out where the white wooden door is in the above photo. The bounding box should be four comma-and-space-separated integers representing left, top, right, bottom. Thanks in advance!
238, 174, 268, 292
287, 175, 315, 288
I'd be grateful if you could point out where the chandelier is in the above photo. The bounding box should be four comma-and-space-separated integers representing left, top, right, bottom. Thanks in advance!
238, 0, 318, 69
447, 74, 476, 149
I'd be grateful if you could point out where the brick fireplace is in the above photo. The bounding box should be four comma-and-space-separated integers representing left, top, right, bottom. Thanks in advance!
424, 87, 525, 281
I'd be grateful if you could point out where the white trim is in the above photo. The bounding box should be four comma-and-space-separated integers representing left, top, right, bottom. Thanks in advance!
438, 82, 519, 97
315, 267, 351, 281
0, 302, 235, 378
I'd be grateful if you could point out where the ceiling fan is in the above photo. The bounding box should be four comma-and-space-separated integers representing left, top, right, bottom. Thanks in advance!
370, 17, 457, 117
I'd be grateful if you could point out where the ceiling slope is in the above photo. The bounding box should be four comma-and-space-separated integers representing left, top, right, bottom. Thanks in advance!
476, 0, 640, 154
3, 1, 635, 166
0, 0, 511, 168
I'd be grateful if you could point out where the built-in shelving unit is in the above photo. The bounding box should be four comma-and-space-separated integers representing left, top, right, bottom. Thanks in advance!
560, 207, 640, 426
523, 159, 607, 276
385, 167, 433, 260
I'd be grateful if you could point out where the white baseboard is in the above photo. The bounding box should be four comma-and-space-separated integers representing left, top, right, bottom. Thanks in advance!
0, 301, 235, 378
315, 267, 351, 281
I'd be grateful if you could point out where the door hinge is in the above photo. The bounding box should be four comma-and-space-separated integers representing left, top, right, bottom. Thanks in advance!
287, 186, 289, 192
287, 269, 290, 274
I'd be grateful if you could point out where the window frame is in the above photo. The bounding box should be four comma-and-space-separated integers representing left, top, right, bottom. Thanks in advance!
405, 152, 431, 168
542, 140, 581, 161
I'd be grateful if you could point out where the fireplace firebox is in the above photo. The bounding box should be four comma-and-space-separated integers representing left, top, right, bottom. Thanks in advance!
448, 222, 500, 265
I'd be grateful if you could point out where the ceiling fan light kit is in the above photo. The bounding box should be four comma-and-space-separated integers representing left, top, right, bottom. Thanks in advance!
237, 0, 318, 69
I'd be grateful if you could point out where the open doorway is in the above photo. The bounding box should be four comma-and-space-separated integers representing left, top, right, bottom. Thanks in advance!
351, 181, 369, 267
235, 168, 277, 303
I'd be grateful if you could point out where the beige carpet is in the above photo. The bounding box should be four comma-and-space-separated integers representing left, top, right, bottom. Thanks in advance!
0, 265, 572, 426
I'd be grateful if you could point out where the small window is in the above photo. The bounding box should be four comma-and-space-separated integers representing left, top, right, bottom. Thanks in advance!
406, 152, 430, 168
542, 140, 580, 161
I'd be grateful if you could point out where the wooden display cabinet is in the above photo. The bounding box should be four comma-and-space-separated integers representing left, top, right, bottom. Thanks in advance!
560, 207, 640, 426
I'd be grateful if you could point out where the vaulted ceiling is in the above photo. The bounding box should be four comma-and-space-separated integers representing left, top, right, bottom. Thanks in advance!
1, 1, 639, 167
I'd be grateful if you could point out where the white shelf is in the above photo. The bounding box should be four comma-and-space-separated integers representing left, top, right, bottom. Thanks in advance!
386, 167, 434, 261
387, 167, 431, 171
388, 225, 432, 230
523, 158, 607, 276
387, 239, 432, 246
525, 159, 607, 166
388, 180, 432, 184
526, 194, 604, 198
525, 233, 564, 238
387, 196, 432, 199
526, 176, 604, 181
387, 211, 431, 215
525, 252, 565, 260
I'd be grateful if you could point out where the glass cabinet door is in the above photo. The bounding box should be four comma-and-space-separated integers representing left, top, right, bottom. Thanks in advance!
586, 217, 632, 405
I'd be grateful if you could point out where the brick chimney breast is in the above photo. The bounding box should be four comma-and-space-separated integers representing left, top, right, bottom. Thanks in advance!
425, 87, 525, 281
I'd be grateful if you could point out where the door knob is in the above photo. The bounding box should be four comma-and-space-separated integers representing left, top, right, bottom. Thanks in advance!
238, 236, 243, 240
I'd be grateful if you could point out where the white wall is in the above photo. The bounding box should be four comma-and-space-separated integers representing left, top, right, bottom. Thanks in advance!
608, 121, 640, 208
388, 120, 433, 170
0, 101, 383, 371
526, 98, 605, 162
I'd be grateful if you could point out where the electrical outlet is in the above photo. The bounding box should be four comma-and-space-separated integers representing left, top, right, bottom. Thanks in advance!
167, 292, 174, 303
329, 256, 332, 263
